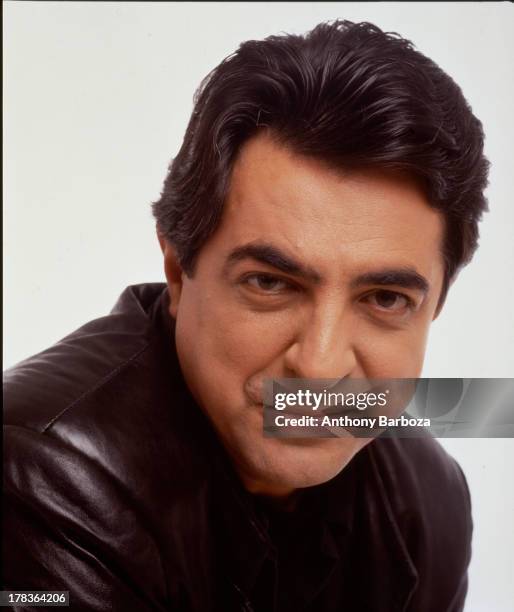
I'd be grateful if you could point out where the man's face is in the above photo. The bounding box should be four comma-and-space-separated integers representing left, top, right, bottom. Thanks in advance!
162, 132, 445, 498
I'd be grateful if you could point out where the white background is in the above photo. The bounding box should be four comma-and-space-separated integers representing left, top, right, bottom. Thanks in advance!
3, 2, 514, 610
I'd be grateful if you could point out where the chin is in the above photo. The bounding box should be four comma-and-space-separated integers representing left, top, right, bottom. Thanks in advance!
243, 436, 367, 494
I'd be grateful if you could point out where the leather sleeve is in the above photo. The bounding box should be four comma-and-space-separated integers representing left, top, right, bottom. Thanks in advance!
3, 425, 169, 612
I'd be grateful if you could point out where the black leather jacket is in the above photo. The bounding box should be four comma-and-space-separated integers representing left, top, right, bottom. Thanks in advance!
3, 284, 472, 612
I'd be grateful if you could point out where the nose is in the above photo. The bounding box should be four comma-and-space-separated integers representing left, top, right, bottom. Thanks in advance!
283, 305, 357, 379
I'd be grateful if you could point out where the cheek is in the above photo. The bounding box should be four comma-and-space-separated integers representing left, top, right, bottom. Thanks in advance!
355, 319, 432, 378
175, 284, 292, 400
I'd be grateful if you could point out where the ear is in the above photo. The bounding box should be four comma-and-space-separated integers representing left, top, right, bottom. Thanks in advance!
157, 227, 183, 318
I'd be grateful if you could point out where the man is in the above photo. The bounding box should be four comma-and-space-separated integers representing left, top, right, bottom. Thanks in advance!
4, 19, 488, 611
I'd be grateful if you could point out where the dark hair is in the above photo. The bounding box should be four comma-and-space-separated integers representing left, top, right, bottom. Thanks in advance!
152, 19, 489, 303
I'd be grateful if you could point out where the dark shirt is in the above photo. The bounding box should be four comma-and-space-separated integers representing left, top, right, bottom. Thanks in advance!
3, 284, 473, 611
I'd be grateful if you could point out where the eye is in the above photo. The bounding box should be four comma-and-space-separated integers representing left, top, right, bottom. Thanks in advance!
243, 273, 292, 293
364, 289, 414, 312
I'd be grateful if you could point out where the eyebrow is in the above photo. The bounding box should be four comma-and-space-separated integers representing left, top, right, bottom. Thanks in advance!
350, 269, 430, 294
224, 242, 430, 294
224, 242, 322, 283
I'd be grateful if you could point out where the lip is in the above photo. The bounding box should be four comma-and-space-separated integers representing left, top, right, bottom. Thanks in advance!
272, 378, 344, 393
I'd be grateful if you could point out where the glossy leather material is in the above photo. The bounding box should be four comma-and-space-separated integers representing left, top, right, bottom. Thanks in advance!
3, 284, 472, 611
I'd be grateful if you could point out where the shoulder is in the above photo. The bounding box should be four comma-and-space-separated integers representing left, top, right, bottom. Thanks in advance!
367, 436, 472, 609
3, 283, 166, 433
3, 282, 189, 512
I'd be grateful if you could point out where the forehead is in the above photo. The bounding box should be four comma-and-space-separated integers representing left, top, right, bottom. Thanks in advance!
210, 133, 444, 280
